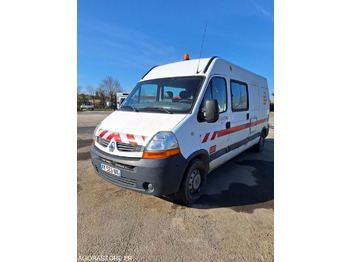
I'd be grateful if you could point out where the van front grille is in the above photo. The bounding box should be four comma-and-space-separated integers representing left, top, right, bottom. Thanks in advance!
96, 137, 110, 147
117, 142, 143, 152
97, 168, 136, 188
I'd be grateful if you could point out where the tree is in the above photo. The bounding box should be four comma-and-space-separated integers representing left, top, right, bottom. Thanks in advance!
97, 86, 106, 109
86, 84, 96, 106
99, 76, 123, 110
77, 85, 84, 110
81, 93, 87, 105
77, 85, 83, 95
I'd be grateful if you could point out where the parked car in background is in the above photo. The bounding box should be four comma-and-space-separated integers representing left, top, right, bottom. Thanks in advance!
80, 102, 94, 110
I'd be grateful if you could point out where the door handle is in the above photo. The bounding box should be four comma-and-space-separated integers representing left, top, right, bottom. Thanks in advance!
226, 121, 231, 129
246, 113, 250, 120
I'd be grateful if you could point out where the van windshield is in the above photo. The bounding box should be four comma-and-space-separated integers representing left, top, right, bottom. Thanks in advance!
120, 76, 204, 114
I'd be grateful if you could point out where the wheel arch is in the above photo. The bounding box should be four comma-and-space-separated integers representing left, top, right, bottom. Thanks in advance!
185, 149, 210, 173
261, 126, 268, 138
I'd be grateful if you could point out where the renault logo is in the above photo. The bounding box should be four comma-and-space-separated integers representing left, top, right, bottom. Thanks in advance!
109, 142, 115, 152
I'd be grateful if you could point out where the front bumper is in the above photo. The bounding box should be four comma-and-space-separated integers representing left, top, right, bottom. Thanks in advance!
90, 144, 187, 196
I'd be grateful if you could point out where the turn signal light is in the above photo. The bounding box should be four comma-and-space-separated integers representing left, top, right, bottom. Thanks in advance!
142, 148, 180, 159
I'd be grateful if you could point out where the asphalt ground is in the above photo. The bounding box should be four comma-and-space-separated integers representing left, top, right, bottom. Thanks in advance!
77, 110, 274, 261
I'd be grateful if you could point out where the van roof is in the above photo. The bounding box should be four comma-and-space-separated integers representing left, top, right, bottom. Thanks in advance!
141, 57, 267, 86
142, 58, 212, 80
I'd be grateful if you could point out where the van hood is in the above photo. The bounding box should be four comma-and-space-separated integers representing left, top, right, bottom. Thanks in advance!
99, 111, 186, 144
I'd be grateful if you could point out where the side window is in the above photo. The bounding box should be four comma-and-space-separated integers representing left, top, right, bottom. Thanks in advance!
231, 82, 241, 109
200, 85, 211, 110
211, 78, 227, 112
240, 85, 248, 109
200, 77, 227, 113
231, 80, 248, 111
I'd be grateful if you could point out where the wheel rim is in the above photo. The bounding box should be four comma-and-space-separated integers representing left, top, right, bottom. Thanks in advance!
189, 169, 201, 193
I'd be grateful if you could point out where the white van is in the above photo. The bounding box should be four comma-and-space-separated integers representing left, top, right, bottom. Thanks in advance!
116, 92, 129, 109
90, 56, 270, 204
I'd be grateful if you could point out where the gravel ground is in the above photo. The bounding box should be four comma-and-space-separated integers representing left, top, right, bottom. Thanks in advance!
77, 111, 274, 262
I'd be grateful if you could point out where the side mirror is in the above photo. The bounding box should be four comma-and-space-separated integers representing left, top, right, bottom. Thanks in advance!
205, 99, 219, 123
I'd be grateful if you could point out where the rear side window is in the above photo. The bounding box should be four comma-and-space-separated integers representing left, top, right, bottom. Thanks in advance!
200, 77, 227, 113
231, 80, 248, 111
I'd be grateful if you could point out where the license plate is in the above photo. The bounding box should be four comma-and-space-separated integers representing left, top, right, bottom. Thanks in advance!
100, 163, 121, 177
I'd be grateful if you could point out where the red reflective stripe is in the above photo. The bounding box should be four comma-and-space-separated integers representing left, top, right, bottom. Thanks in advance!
127, 134, 138, 145
211, 117, 268, 141
113, 133, 122, 142
218, 122, 250, 137
211, 131, 218, 140
202, 133, 210, 143
256, 118, 267, 125
99, 130, 108, 137
106, 133, 115, 140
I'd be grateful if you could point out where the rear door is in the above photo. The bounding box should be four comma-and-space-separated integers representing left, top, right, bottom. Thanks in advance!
249, 84, 261, 135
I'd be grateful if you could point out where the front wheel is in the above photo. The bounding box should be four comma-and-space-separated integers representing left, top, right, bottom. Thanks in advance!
176, 159, 207, 204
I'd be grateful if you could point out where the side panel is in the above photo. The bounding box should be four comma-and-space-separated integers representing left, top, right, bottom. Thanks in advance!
250, 117, 257, 133
205, 65, 269, 169
172, 114, 200, 160
249, 84, 260, 111
260, 86, 270, 112
248, 84, 260, 137
229, 114, 250, 154
179, 58, 270, 172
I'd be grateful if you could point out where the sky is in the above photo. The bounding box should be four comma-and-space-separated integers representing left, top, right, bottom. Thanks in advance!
78, 0, 274, 95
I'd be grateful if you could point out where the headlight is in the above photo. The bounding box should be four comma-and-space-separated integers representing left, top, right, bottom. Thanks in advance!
92, 122, 102, 142
145, 132, 179, 151
143, 132, 180, 158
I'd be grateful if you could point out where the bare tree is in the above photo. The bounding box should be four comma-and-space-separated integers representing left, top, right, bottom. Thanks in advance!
86, 84, 96, 106
99, 76, 123, 110
81, 93, 87, 104
97, 86, 106, 109
77, 85, 83, 110
77, 85, 83, 95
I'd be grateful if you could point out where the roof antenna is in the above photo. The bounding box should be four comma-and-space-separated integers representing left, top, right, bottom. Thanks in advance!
196, 22, 207, 74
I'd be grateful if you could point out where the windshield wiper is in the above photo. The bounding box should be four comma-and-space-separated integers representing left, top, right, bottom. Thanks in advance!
139, 107, 172, 114
120, 105, 139, 112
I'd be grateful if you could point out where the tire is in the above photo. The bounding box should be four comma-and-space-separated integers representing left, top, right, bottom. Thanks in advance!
253, 133, 265, 152
176, 158, 207, 204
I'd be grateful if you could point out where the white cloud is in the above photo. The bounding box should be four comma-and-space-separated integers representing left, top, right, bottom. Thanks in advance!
256, 4, 271, 17
250, 1, 273, 19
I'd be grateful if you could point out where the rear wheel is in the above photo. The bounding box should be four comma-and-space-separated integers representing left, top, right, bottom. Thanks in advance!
176, 159, 207, 204
253, 132, 265, 152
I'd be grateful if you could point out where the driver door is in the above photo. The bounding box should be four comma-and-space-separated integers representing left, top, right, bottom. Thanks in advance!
198, 76, 230, 170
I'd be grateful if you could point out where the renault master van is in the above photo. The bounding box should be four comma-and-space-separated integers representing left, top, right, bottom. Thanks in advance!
90, 56, 270, 204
